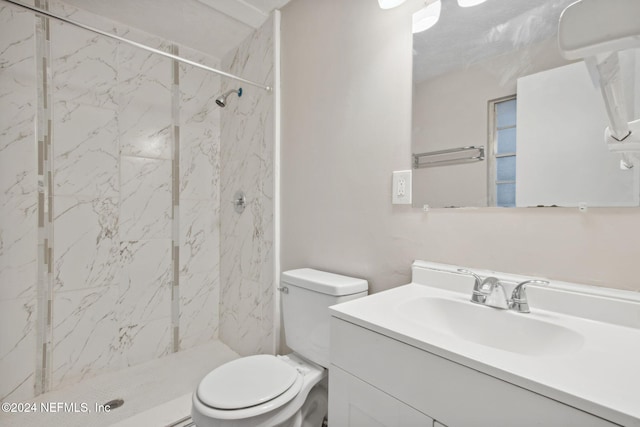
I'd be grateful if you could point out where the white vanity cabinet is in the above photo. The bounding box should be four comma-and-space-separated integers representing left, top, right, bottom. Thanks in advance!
330, 366, 434, 426
329, 318, 619, 427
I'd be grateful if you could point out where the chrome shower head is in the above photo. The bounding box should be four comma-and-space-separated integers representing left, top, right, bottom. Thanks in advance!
215, 87, 243, 107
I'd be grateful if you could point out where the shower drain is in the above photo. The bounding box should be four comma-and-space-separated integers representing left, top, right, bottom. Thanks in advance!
103, 398, 124, 410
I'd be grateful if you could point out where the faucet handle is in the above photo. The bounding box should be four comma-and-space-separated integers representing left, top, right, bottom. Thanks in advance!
458, 269, 491, 304
510, 279, 550, 313
457, 269, 482, 287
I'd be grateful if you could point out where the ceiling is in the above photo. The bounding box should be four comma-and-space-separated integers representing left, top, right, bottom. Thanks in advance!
413, 0, 577, 83
60, 0, 291, 59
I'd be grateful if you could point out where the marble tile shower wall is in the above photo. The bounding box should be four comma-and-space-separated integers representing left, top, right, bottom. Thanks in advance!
0, 2, 222, 401
0, 5, 38, 404
220, 15, 275, 356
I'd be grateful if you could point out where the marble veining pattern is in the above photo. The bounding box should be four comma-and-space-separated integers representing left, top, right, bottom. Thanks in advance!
117, 240, 173, 367
220, 15, 275, 356
53, 196, 120, 293
179, 47, 221, 202
53, 103, 119, 198
118, 38, 172, 160
178, 46, 223, 351
50, 20, 117, 110
0, 297, 36, 402
120, 156, 172, 241
0, 6, 37, 302
51, 286, 119, 389
42, 0, 224, 393
1, 0, 275, 401
179, 200, 220, 349
0, 5, 38, 402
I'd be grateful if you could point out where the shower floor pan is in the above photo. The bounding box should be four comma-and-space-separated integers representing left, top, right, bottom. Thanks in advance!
0, 340, 238, 427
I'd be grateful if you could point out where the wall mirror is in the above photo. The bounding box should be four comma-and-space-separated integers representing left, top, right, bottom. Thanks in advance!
411, 0, 640, 208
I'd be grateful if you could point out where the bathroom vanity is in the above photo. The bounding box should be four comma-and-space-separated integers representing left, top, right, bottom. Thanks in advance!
328, 261, 640, 427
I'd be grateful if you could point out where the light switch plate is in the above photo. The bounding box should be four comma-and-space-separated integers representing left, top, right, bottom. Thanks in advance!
392, 170, 412, 204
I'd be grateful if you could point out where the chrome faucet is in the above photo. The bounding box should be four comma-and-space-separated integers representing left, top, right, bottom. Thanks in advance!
509, 279, 550, 313
458, 270, 549, 312
457, 269, 486, 304
458, 269, 508, 309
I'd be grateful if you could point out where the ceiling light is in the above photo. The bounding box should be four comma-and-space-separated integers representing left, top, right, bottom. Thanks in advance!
412, 1, 441, 33
378, 0, 406, 9
457, 0, 488, 7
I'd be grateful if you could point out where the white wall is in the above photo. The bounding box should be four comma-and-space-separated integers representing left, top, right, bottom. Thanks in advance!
280, 0, 640, 297
280, 0, 414, 293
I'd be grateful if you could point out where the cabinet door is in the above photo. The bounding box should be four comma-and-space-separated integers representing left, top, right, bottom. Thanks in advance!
329, 365, 433, 427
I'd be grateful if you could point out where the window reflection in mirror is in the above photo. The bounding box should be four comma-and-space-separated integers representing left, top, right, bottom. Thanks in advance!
489, 96, 517, 208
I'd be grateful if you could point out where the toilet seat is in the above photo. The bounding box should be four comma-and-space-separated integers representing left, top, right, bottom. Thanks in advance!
197, 355, 300, 410
192, 354, 325, 426
194, 355, 306, 420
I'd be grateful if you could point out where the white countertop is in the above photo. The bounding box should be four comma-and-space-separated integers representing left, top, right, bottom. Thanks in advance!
329, 262, 640, 427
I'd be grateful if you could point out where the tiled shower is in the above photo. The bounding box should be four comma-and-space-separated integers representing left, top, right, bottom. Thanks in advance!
0, 0, 274, 403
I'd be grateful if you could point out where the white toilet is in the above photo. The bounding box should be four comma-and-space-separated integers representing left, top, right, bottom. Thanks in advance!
191, 268, 368, 427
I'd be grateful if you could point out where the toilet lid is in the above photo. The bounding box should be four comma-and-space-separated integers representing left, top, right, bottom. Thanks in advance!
197, 355, 299, 410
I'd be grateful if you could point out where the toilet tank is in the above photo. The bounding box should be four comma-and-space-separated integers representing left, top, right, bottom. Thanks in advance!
281, 269, 368, 368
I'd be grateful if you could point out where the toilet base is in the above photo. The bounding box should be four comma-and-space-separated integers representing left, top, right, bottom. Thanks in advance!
270, 381, 327, 427
299, 381, 328, 427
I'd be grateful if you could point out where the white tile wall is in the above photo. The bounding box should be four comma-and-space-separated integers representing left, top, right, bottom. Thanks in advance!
53, 195, 120, 292
0, 0, 275, 401
179, 199, 220, 349
120, 156, 172, 240
53, 104, 119, 198
0, 12, 37, 212
0, 297, 37, 401
0, 6, 38, 314
220, 15, 275, 356
52, 286, 120, 389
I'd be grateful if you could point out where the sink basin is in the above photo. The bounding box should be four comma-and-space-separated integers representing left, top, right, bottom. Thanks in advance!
397, 296, 584, 356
